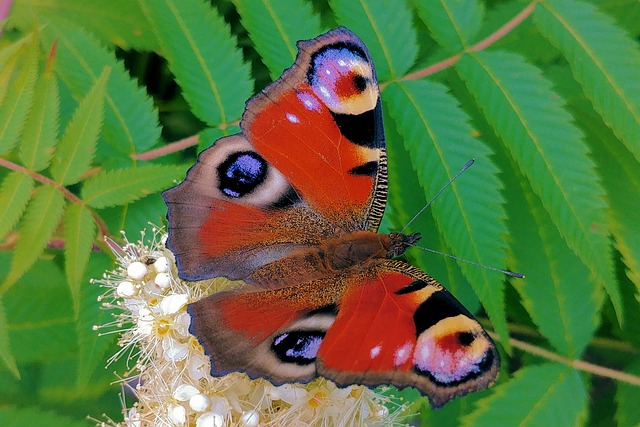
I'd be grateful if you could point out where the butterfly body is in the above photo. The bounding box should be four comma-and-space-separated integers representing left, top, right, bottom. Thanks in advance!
163, 27, 499, 408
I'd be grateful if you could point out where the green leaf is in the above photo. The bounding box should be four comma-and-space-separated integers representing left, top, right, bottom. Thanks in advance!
82, 164, 185, 209
50, 67, 109, 186
64, 204, 96, 315
197, 127, 228, 154
595, 0, 640, 36
616, 359, 640, 427
40, 23, 160, 154
1, 186, 66, 292
570, 97, 640, 296
456, 50, 621, 323
0, 406, 93, 427
0, 31, 39, 156
232, 0, 322, 80
0, 34, 32, 107
8, 0, 159, 51
1, 256, 76, 364
555, 64, 640, 297
385, 80, 510, 348
0, 297, 19, 378
383, 107, 480, 313
76, 254, 115, 393
506, 164, 603, 357
414, 0, 485, 53
535, 0, 640, 165
463, 364, 587, 426
330, 0, 417, 81
18, 63, 60, 172
139, 0, 253, 127
0, 173, 35, 241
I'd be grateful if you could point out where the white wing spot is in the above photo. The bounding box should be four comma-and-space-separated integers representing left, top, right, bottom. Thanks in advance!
286, 113, 299, 124
319, 86, 331, 100
394, 341, 414, 367
370, 345, 381, 359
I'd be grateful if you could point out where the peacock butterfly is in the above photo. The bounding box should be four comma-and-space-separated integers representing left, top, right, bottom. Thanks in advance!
162, 27, 499, 408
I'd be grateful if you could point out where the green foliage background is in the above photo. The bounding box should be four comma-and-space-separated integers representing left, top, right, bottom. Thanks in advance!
0, 0, 639, 425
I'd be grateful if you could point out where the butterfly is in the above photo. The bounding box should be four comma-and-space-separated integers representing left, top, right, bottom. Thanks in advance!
162, 27, 499, 408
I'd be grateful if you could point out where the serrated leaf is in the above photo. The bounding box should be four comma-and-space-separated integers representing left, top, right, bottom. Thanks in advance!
0, 33, 32, 69
330, 0, 417, 81
463, 364, 587, 426
139, 0, 253, 127
50, 67, 109, 186
64, 204, 96, 315
40, 23, 160, 154
479, 2, 559, 64
535, 0, 640, 164
414, 0, 485, 53
383, 107, 480, 313
0, 173, 35, 241
19, 64, 60, 172
385, 80, 510, 348
507, 164, 602, 357
0, 34, 32, 107
0, 405, 93, 427
233, 0, 322, 80
0, 31, 39, 156
82, 164, 184, 209
1, 186, 66, 292
0, 297, 19, 378
596, 0, 640, 36
456, 50, 622, 323
76, 254, 115, 392
8, 0, 159, 51
551, 63, 640, 297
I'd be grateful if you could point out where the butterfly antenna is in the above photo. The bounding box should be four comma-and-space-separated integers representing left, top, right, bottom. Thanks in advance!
411, 243, 525, 278
401, 159, 475, 233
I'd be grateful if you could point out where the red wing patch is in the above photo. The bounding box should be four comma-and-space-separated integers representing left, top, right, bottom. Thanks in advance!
316, 261, 500, 408
245, 86, 376, 220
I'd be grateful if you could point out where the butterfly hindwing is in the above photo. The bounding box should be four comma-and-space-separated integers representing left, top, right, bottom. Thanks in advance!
187, 279, 345, 383
317, 260, 499, 408
188, 260, 499, 408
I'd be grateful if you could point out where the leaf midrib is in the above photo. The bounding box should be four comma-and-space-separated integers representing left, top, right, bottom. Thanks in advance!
165, 0, 227, 125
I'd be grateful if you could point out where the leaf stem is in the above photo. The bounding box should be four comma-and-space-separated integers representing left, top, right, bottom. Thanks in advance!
132, 134, 199, 161
0, 157, 110, 238
402, 0, 540, 81
503, 321, 639, 354
490, 332, 640, 386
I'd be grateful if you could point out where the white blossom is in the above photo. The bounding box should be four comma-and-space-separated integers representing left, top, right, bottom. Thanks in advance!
93, 227, 410, 426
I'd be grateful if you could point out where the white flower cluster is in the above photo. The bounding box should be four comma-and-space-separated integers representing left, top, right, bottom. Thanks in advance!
93, 228, 410, 426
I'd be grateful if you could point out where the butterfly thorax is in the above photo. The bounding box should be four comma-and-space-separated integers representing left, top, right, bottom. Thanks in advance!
319, 230, 421, 269
248, 231, 421, 286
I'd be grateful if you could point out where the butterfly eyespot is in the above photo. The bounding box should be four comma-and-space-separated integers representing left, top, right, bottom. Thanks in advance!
457, 332, 475, 346
272, 331, 324, 365
308, 44, 378, 115
217, 151, 267, 198
353, 74, 367, 92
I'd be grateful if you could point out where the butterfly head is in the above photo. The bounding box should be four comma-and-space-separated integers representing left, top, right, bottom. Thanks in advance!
387, 232, 421, 258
